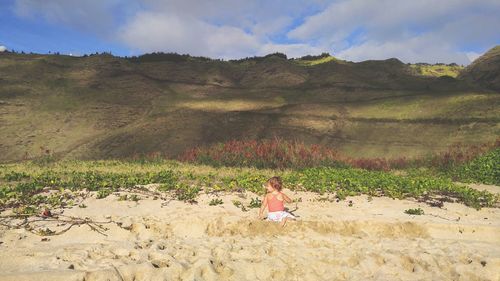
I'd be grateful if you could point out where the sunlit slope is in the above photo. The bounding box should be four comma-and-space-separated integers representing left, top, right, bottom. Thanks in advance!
0, 50, 498, 161
409, 63, 463, 78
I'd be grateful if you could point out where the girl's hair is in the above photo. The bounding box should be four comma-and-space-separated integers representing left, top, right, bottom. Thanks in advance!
267, 176, 283, 191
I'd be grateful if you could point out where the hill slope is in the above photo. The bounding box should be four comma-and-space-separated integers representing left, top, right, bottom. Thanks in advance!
458, 46, 500, 91
0, 50, 498, 162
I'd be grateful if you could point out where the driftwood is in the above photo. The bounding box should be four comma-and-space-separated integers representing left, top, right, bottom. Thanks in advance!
425, 213, 460, 221
0, 213, 115, 236
0, 186, 181, 237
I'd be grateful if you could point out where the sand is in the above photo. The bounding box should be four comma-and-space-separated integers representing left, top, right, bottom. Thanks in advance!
0, 189, 499, 281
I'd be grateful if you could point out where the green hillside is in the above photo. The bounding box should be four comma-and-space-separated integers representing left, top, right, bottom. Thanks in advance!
409, 63, 463, 78
0, 47, 498, 162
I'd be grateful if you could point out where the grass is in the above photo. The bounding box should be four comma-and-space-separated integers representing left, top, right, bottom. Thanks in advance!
179, 138, 500, 173
179, 138, 344, 170
1, 50, 497, 215
1, 51, 498, 162
174, 98, 286, 112
294, 55, 343, 66
347, 93, 500, 120
409, 63, 464, 78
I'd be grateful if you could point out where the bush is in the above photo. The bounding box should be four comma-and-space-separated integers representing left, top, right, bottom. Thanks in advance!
96, 189, 113, 199
179, 138, 500, 175
404, 208, 424, 215
447, 148, 500, 185
248, 197, 262, 208
299, 53, 331, 60
209, 198, 223, 206
179, 138, 345, 169
264, 52, 287, 60
283, 167, 498, 209
173, 183, 200, 203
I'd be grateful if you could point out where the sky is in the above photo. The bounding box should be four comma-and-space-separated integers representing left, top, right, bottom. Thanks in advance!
1, 0, 499, 65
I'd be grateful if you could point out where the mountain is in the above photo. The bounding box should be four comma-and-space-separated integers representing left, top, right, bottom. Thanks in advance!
0, 51, 498, 162
458, 46, 500, 91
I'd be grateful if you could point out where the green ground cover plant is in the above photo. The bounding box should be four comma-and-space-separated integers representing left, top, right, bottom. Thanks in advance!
209, 198, 223, 206
0, 155, 498, 215
248, 197, 262, 208
446, 148, 499, 185
404, 208, 425, 215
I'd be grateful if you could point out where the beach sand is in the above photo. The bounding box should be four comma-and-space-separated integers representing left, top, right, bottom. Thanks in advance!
0, 189, 499, 281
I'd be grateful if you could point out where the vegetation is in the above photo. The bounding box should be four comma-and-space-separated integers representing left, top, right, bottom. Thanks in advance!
0, 151, 498, 215
230, 52, 288, 63
248, 197, 262, 208
284, 167, 496, 209
0, 48, 498, 216
459, 46, 500, 91
118, 194, 139, 201
179, 138, 345, 170
128, 52, 214, 63
293, 53, 343, 66
232, 200, 248, 212
404, 208, 424, 215
1, 48, 498, 163
409, 63, 464, 77
96, 189, 112, 199
299, 53, 331, 61
446, 148, 500, 185
180, 138, 500, 174
209, 198, 223, 206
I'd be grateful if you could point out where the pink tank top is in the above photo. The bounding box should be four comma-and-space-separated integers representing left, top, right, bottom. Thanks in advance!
268, 193, 284, 212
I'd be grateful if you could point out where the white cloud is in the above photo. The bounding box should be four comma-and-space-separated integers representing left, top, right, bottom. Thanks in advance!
288, 0, 500, 64
139, 0, 327, 27
14, 0, 325, 59
252, 17, 293, 40
118, 9, 322, 59
12, 0, 500, 63
0, 46, 7, 52
118, 12, 261, 59
259, 43, 326, 58
14, 0, 122, 35
336, 39, 471, 65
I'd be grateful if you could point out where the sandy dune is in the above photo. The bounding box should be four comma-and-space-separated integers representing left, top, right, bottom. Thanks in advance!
0, 190, 499, 281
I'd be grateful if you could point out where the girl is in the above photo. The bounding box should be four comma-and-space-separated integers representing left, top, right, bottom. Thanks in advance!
258, 176, 295, 227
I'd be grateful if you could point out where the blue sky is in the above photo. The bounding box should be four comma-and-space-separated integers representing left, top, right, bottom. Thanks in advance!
1, 0, 499, 64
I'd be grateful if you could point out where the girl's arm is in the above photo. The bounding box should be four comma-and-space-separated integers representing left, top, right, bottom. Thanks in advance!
281, 192, 292, 203
259, 194, 268, 219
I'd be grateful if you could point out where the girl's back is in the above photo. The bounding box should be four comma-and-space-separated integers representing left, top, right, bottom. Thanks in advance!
267, 193, 284, 212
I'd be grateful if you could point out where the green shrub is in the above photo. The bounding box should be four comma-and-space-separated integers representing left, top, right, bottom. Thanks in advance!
96, 189, 112, 199
3, 171, 30, 181
232, 199, 248, 212
173, 183, 200, 202
209, 198, 223, 206
284, 167, 497, 209
248, 197, 262, 208
404, 208, 424, 215
447, 149, 500, 185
